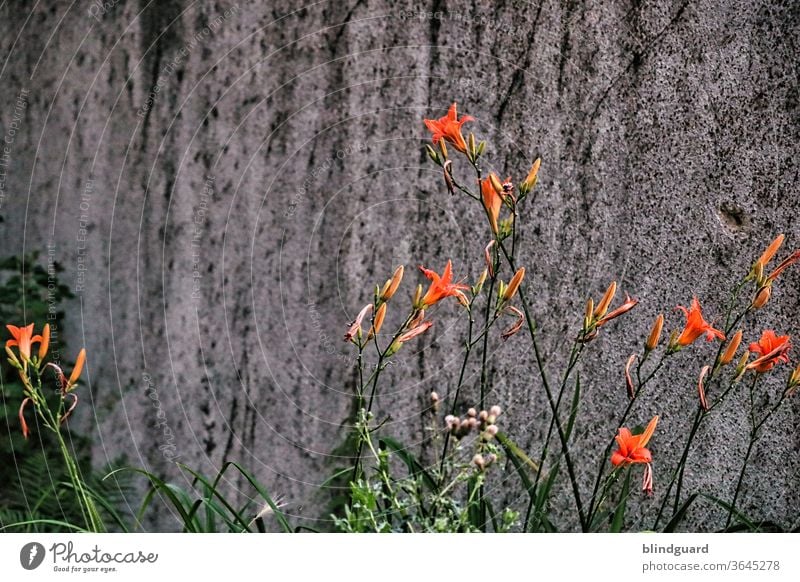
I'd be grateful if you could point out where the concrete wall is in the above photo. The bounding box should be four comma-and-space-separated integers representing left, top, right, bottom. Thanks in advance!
1, 0, 798, 531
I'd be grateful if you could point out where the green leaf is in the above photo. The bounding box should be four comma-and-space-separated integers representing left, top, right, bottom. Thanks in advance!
663, 493, 699, 532
610, 469, 631, 533
697, 493, 761, 532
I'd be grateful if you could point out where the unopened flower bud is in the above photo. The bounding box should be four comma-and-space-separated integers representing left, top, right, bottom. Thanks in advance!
489, 173, 503, 195
6, 346, 23, 370
425, 144, 441, 165
484, 453, 497, 467
467, 417, 479, 429
719, 330, 743, 366
489, 405, 502, 417
483, 425, 499, 440
584, 297, 594, 326
645, 314, 664, 352
430, 391, 440, 412
751, 285, 771, 309
38, 324, 50, 362
367, 303, 387, 340
502, 268, 525, 302
478, 410, 488, 422
467, 407, 477, 417
474, 268, 488, 295
594, 281, 617, 319
787, 364, 800, 396
519, 158, 541, 194
381, 265, 404, 301
412, 284, 423, 308
472, 454, 485, 470
753, 261, 765, 284
733, 351, 750, 382
438, 137, 449, 159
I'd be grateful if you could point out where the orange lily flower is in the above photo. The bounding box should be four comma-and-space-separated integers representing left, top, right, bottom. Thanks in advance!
611, 415, 659, 466
418, 261, 470, 308
423, 102, 474, 153
674, 297, 725, 346
6, 324, 44, 362
480, 174, 504, 234
746, 330, 791, 373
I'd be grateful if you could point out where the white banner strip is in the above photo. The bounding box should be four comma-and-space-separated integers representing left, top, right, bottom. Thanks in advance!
1, 533, 797, 580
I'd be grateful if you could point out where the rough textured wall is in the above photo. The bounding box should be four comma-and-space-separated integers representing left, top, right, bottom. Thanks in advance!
1, 0, 798, 531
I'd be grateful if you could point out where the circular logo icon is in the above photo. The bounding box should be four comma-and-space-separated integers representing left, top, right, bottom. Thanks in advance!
20, 542, 46, 570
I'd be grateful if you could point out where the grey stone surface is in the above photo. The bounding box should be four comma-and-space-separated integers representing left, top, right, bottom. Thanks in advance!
0, 0, 798, 531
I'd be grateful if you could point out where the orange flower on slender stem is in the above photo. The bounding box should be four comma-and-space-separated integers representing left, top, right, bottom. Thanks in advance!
423, 102, 474, 154
746, 330, 790, 374
6, 324, 45, 363
480, 174, 504, 234
611, 415, 659, 466
418, 261, 470, 308
673, 297, 725, 347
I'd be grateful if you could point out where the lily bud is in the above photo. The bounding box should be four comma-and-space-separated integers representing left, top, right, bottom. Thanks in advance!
484, 240, 495, 279
733, 351, 750, 382
468, 133, 477, 159
38, 324, 50, 362
425, 144, 441, 165
381, 265, 404, 301
474, 269, 488, 295
594, 281, 617, 319
6, 346, 23, 370
645, 314, 664, 352
367, 303, 387, 340
519, 158, 541, 194
787, 364, 800, 396
584, 297, 594, 328
438, 137, 449, 159
502, 268, 525, 302
489, 173, 504, 196
412, 284, 423, 308
66, 349, 86, 391
751, 285, 771, 309
753, 233, 784, 278
719, 330, 743, 366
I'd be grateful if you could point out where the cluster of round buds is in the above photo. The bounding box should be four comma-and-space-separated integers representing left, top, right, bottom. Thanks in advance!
444, 405, 502, 440
472, 453, 498, 471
